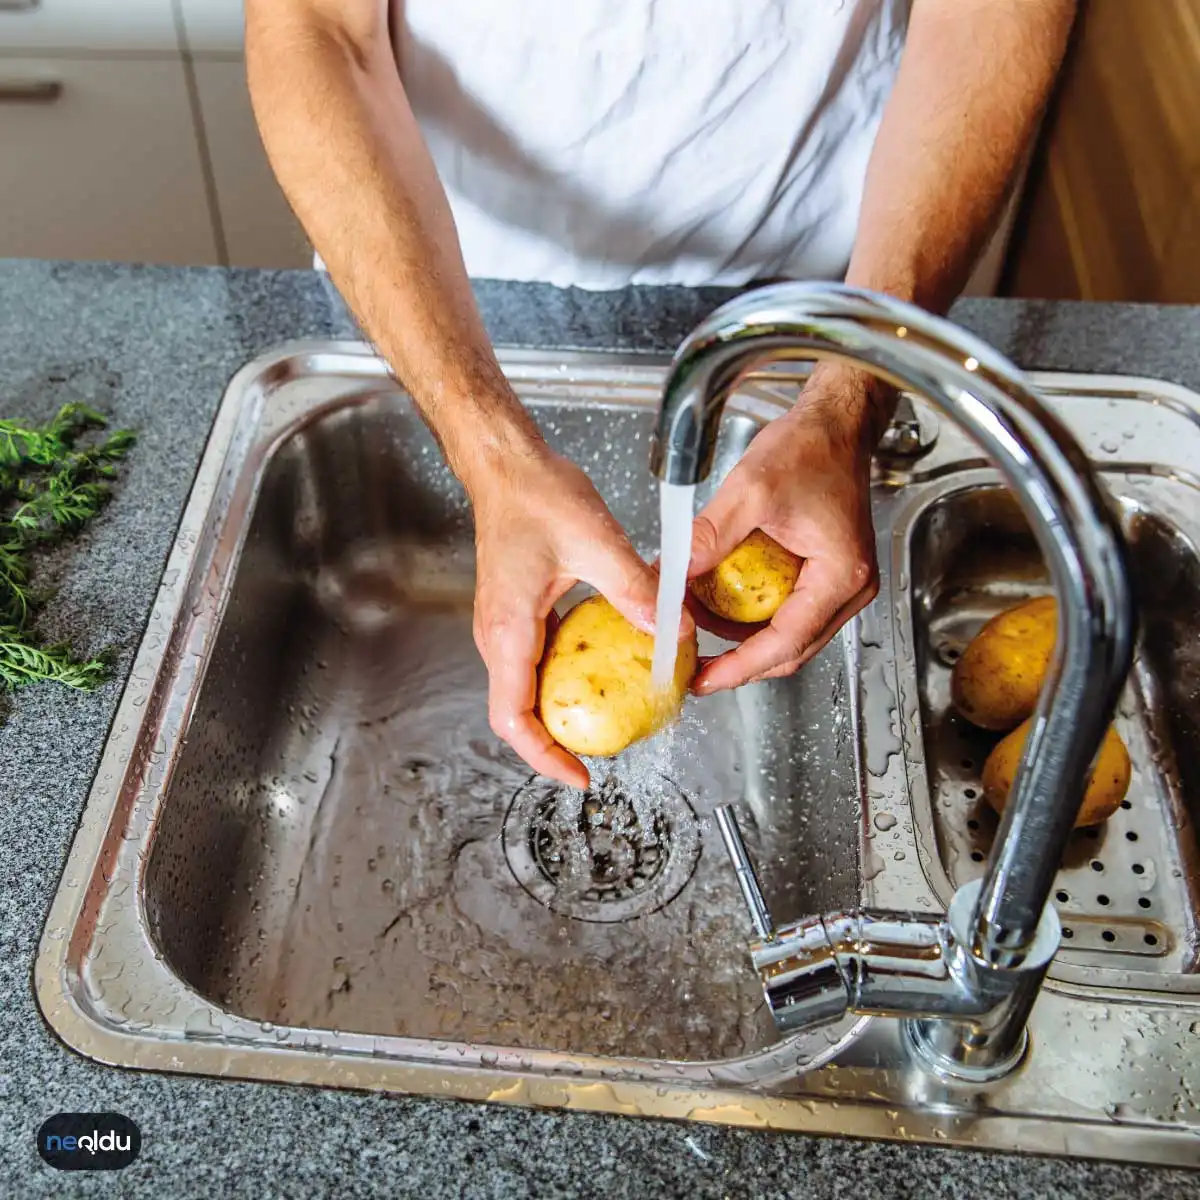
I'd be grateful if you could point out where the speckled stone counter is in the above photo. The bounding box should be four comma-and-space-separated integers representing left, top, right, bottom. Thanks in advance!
1, 259, 1198, 1198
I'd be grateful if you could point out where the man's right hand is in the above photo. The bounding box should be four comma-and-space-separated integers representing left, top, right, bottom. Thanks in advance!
466, 440, 692, 790
245, 7, 690, 788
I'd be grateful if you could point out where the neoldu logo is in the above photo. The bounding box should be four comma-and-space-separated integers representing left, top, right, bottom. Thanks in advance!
37, 1113, 141, 1171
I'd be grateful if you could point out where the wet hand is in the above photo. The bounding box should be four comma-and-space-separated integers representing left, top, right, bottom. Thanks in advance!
468, 443, 694, 789
686, 364, 889, 694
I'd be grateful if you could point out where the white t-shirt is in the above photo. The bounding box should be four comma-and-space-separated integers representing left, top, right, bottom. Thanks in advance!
357, 1, 911, 288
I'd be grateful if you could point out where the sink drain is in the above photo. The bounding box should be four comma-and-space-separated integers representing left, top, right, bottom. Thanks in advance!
502, 774, 700, 923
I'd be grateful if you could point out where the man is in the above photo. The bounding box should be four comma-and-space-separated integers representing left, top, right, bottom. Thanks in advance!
246, 0, 1075, 788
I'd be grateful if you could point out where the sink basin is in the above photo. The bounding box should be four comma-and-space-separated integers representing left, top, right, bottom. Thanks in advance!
905, 484, 1200, 981
37, 346, 1200, 1165
141, 375, 859, 1068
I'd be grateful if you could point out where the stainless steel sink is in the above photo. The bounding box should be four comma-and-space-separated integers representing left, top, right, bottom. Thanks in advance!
37, 346, 1200, 1165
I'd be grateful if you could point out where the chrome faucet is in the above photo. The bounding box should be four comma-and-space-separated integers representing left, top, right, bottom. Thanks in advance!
651, 283, 1136, 1081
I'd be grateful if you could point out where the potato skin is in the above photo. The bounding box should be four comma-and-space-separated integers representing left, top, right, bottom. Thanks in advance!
951, 595, 1057, 731
692, 530, 801, 624
982, 718, 1132, 828
537, 595, 698, 757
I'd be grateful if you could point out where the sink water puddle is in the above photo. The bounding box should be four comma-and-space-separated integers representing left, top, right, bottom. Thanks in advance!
199, 614, 769, 1060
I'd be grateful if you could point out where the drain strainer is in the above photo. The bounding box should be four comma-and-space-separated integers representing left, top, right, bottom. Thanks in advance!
502, 774, 701, 923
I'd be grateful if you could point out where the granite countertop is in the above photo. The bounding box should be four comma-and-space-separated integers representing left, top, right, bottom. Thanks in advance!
1, 258, 1198, 1199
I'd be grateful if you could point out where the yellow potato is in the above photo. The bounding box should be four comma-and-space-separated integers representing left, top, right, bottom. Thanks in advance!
537, 595, 698, 757
691, 529, 801, 624
951, 595, 1057, 731
982, 718, 1132, 828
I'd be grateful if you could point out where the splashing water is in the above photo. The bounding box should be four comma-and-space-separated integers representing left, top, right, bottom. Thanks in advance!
651, 482, 696, 688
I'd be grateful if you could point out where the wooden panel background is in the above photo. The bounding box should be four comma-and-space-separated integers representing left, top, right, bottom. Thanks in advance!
1003, 0, 1200, 302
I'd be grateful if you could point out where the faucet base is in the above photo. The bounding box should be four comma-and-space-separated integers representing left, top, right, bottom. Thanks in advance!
901, 880, 1060, 1083
902, 1015, 1029, 1084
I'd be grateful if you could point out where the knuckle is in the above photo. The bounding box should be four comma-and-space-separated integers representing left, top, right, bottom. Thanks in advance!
759, 659, 802, 683
487, 704, 512, 741
767, 623, 808, 663
744, 477, 774, 512
613, 558, 649, 602
842, 554, 877, 595
484, 611, 524, 648
783, 638, 807, 664
690, 515, 719, 556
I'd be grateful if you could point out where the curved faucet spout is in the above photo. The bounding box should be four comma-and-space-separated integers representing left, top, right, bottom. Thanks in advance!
659, 283, 1135, 1078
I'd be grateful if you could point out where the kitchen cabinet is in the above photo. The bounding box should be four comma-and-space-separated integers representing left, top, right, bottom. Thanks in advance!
177, 0, 244, 55
192, 59, 310, 267
0, 57, 218, 264
0, 0, 177, 53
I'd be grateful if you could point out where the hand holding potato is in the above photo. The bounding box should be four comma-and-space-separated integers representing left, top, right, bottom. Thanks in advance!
468, 442, 693, 789
686, 363, 887, 694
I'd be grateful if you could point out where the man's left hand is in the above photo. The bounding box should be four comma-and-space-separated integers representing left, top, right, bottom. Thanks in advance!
686, 363, 889, 695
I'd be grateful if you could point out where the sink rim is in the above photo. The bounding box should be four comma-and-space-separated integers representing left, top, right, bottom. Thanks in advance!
34, 342, 1200, 1168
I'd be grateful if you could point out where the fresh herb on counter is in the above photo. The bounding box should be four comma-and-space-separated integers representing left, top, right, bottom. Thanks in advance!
0, 403, 135, 693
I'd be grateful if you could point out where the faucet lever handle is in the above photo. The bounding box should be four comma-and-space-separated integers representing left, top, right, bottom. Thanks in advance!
875, 394, 939, 463
714, 804, 776, 942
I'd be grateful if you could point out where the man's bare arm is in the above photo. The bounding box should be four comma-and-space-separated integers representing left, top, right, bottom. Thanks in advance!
848, 0, 1076, 315
245, 0, 678, 787
245, 0, 538, 482
690, 0, 1077, 694
836, 0, 1077, 440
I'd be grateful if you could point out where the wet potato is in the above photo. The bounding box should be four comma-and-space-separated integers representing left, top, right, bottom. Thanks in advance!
537, 595, 698, 757
691, 530, 802, 624
982, 718, 1132, 828
958, 595, 1133, 828
951, 595, 1057, 731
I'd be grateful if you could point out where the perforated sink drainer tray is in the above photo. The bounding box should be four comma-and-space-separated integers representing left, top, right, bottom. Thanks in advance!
924, 684, 1182, 967
877, 375, 1200, 995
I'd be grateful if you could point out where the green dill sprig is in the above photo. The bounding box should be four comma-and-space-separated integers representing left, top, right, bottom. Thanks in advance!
0, 402, 135, 696
0, 632, 113, 691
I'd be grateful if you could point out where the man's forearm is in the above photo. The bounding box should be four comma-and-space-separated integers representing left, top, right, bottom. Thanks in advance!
245, 1, 542, 492
847, 0, 1076, 313
822, 0, 1075, 442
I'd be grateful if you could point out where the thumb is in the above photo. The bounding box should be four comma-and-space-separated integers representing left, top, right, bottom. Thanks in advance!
688, 483, 759, 578
582, 533, 695, 642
